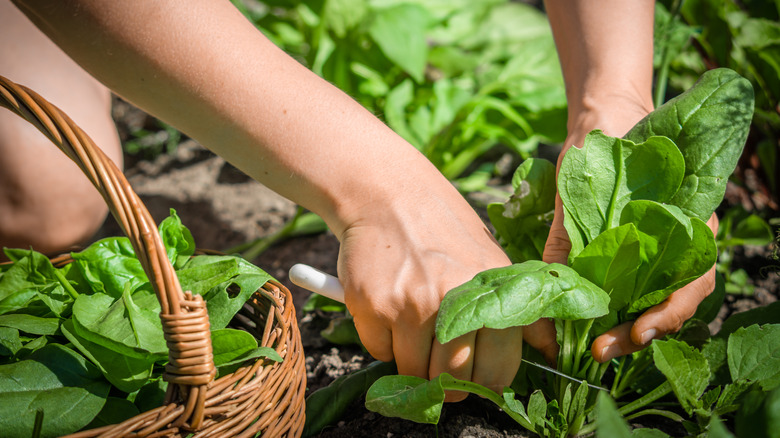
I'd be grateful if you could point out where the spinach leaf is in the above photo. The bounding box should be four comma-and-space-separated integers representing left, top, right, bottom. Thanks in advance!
210, 328, 281, 376
0, 326, 22, 357
72, 284, 166, 360
0, 314, 60, 336
570, 223, 641, 312
488, 158, 555, 263
558, 132, 685, 258
727, 324, 780, 391
61, 319, 155, 394
620, 200, 717, 312
84, 397, 140, 430
304, 361, 397, 437
71, 237, 147, 298
624, 68, 755, 221
368, 4, 430, 83
211, 328, 259, 366
0, 344, 109, 438
188, 256, 272, 330
366, 374, 446, 424
176, 256, 240, 297
436, 261, 609, 343
0, 249, 69, 316
133, 378, 168, 413
158, 209, 196, 269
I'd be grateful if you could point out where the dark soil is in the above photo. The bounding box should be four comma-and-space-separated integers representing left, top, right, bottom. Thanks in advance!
96, 98, 779, 437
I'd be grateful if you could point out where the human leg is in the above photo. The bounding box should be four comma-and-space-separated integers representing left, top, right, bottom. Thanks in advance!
0, 0, 122, 257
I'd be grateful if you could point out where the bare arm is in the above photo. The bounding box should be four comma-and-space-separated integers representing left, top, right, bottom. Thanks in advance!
13, 0, 521, 398
543, 0, 718, 363
14, 0, 437, 236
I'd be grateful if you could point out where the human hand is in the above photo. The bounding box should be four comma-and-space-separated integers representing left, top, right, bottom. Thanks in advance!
335, 185, 522, 402
542, 102, 719, 363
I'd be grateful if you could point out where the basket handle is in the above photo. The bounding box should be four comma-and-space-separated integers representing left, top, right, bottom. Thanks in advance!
0, 75, 215, 429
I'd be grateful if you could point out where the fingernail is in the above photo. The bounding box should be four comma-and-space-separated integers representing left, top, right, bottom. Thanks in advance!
639, 329, 657, 345
600, 344, 622, 362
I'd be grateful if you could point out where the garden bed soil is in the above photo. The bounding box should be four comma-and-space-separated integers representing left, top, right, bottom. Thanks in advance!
94, 100, 779, 437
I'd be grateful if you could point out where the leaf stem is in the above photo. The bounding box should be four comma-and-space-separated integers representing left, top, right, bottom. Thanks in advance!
53, 268, 79, 300
625, 408, 685, 423
617, 381, 672, 418
442, 380, 534, 431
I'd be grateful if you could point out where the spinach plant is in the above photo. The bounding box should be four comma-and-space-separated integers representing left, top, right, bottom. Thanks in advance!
0, 210, 280, 438
364, 68, 766, 436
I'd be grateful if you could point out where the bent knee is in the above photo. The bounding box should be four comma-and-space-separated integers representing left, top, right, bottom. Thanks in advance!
0, 182, 109, 255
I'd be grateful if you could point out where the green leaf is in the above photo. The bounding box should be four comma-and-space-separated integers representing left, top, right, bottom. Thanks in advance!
652, 339, 711, 415
215, 346, 282, 377
302, 293, 347, 313
0, 327, 22, 356
83, 397, 140, 430
365, 374, 448, 424
0, 344, 109, 438
200, 275, 270, 331
158, 209, 196, 269
718, 301, 780, 339
570, 223, 641, 312
595, 391, 632, 438
384, 79, 420, 147
61, 319, 154, 394
0, 249, 67, 316
210, 328, 258, 366
368, 3, 430, 82
735, 388, 780, 438
72, 237, 147, 298
526, 389, 548, 430
559, 131, 685, 257
727, 324, 780, 391
624, 68, 755, 221
488, 162, 554, 263
323, 0, 367, 38
304, 361, 397, 436
320, 315, 362, 346
436, 261, 609, 344
621, 200, 717, 312
717, 379, 753, 413
502, 387, 530, 421
133, 378, 167, 413
176, 256, 240, 297
72, 285, 166, 360
0, 314, 60, 336
505, 158, 556, 217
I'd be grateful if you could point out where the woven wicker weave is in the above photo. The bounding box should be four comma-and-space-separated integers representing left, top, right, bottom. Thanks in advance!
0, 75, 306, 437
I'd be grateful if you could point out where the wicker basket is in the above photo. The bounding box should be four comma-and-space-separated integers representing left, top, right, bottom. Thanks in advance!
0, 75, 306, 437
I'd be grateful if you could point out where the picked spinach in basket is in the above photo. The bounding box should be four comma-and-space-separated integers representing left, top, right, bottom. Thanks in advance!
0, 210, 281, 438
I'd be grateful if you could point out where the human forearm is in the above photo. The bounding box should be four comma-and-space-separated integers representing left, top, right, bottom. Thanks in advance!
545, 0, 655, 142
12, 0, 450, 237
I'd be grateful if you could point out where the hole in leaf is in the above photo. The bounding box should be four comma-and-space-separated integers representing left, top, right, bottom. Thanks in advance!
226, 283, 242, 298
549, 270, 559, 277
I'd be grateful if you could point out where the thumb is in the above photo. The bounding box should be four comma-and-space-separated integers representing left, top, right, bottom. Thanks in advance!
543, 194, 570, 265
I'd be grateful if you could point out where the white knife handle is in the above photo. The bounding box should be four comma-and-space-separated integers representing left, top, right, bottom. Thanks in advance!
288, 263, 345, 303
